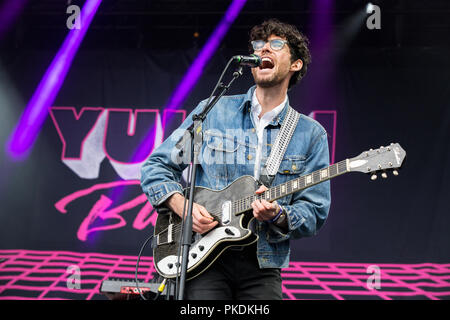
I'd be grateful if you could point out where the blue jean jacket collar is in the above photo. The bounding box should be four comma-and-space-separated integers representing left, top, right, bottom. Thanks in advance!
240, 85, 291, 127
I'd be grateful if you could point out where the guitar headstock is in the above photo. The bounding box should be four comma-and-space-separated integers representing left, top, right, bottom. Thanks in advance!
348, 143, 406, 180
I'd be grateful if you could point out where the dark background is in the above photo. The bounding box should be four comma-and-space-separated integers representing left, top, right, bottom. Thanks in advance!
0, 0, 449, 263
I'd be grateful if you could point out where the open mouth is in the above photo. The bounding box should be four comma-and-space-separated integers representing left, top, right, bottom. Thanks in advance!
259, 57, 274, 69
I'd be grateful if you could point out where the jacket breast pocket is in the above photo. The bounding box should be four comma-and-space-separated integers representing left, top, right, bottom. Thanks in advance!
277, 156, 306, 176
272, 156, 306, 205
202, 131, 239, 180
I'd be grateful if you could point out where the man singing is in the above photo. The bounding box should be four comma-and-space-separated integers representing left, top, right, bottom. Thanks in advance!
141, 19, 331, 300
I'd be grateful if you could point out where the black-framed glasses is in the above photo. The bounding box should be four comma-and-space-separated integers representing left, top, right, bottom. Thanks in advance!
251, 39, 288, 51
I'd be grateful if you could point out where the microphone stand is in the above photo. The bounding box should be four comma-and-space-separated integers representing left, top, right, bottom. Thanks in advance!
176, 61, 243, 300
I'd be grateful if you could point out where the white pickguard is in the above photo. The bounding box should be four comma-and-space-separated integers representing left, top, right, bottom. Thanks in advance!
156, 226, 241, 277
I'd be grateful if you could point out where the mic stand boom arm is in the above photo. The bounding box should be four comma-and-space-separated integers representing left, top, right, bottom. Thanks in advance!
176, 62, 243, 300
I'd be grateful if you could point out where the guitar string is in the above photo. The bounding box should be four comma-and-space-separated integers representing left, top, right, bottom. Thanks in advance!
158, 160, 346, 240
159, 181, 325, 238
158, 184, 292, 239
161, 191, 268, 237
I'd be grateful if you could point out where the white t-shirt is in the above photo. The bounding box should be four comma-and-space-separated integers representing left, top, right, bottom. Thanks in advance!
251, 90, 287, 180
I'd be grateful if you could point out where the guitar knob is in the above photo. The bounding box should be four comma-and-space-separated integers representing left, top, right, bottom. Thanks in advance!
225, 228, 235, 236
392, 170, 399, 176
198, 245, 204, 251
370, 174, 377, 181
381, 172, 388, 179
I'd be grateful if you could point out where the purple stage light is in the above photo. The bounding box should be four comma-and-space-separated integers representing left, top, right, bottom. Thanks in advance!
6, 0, 103, 161
0, 0, 28, 40
300, 0, 336, 109
309, 0, 334, 52
130, 0, 247, 164
165, 0, 247, 112
97, 0, 248, 218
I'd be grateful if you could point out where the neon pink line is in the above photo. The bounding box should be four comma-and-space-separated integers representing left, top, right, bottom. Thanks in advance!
329, 264, 391, 300
293, 265, 344, 300
76, 193, 148, 241
54, 180, 139, 213
384, 267, 439, 300
283, 270, 444, 280
3, 284, 88, 295
53, 180, 154, 241
38, 252, 90, 299
0, 296, 70, 300
0, 276, 102, 286
0, 276, 55, 282
133, 201, 157, 230
286, 288, 414, 297
85, 255, 124, 300
405, 265, 449, 285
2, 250, 449, 300
291, 260, 450, 270
0, 250, 57, 295
288, 268, 446, 283
0, 249, 131, 259
283, 261, 450, 300
281, 282, 296, 300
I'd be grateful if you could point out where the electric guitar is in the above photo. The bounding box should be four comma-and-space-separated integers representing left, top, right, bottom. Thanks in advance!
153, 143, 406, 280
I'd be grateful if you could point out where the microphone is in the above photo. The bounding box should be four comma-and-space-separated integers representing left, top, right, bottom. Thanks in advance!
232, 54, 261, 67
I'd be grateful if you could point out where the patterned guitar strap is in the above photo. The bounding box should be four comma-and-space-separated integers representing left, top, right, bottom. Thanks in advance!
258, 105, 300, 187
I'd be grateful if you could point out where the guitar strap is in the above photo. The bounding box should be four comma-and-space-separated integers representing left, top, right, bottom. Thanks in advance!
258, 105, 300, 187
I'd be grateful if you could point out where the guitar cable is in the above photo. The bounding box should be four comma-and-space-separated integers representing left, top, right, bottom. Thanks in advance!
134, 233, 154, 300
135, 233, 174, 301
134, 167, 191, 301
132, 58, 239, 301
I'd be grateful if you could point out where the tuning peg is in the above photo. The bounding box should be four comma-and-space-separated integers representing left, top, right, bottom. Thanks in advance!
370, 174, 377, 181
392, 170, 399, 176
381, 172, 388, 179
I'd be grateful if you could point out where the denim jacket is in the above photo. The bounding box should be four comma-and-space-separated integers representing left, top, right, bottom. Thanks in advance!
140, 85, 331, 269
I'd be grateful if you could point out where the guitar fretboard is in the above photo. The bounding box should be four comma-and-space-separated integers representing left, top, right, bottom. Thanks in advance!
233, 159, 348, 215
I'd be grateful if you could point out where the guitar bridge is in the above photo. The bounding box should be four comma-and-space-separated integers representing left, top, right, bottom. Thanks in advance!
156, 223, 173, 246
221, 201, 231, 225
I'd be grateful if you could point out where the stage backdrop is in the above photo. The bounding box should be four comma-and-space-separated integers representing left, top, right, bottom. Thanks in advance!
1, 45, 449, 265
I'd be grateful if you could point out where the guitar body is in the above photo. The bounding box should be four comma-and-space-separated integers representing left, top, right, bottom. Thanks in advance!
152, 143, 406, 281
153, 175, 259, 280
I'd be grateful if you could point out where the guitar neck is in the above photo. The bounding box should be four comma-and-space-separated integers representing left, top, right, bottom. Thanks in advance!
234, 159, 349, 215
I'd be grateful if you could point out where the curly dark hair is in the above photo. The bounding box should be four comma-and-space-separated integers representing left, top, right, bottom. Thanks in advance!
249, 19, 311, 89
